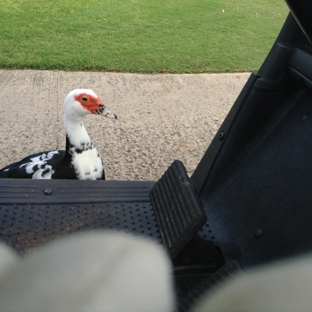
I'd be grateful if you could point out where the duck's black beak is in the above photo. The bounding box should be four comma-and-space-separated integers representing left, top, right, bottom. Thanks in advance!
97, 105, 117, 119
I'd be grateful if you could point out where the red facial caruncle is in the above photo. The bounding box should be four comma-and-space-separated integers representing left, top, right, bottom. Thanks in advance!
75, 92, 104, 114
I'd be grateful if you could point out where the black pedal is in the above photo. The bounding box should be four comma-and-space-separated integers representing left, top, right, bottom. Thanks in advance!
149, 160, 207, 258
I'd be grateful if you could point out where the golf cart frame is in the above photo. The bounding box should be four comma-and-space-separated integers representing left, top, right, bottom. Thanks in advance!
1, 0, 312, 310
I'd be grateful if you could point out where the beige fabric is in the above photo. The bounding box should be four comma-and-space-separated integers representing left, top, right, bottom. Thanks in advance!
0, 231, 174, 312
194, 255, 312, 312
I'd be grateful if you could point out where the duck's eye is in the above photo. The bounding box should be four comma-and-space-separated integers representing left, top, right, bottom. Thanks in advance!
81, 96, 88, 102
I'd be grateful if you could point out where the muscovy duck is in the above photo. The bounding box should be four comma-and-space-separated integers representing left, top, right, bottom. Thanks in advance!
0, 89, 117, 180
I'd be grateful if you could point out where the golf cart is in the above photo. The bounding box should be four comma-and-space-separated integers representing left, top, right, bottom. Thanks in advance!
1, 0, 312, 310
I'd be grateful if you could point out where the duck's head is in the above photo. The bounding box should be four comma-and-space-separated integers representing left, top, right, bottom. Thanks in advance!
64, 89, 117, 120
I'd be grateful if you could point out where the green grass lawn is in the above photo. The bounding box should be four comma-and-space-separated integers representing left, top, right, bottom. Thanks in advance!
0, 0, 289, 73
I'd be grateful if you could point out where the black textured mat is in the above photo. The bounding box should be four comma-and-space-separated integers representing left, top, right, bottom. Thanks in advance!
0, 180, 160, 254
0, 202, 160, 255
149, 160, 207, 258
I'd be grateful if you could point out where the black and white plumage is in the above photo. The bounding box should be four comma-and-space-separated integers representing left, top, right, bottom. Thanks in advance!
0, 89, 117, 180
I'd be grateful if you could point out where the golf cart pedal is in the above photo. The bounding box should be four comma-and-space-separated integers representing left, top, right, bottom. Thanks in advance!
149, 160, 207, 258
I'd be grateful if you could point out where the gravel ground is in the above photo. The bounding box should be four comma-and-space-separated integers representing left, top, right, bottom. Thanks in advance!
0, 70, 249, 180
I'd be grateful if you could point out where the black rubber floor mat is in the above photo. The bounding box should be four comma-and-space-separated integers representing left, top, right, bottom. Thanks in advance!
0, 180, 160, 254
0, 202, 161, 255
149, 160, 207, 258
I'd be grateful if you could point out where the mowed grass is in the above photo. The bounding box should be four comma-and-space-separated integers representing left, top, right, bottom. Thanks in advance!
0, 0, 289, 73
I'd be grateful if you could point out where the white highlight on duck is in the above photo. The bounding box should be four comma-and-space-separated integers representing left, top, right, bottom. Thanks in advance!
19, 151, 59, 179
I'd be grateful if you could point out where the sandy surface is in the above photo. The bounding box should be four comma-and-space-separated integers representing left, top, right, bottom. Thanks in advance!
0, 70, 249, 180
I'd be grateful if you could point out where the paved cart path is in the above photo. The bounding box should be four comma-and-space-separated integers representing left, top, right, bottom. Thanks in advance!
0, 70, 249, 180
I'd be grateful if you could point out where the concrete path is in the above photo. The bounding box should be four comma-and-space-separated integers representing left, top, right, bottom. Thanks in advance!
0, 70, 249, 180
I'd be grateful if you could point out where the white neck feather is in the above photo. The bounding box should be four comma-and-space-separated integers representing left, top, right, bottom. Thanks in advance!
65, 114, 91, 149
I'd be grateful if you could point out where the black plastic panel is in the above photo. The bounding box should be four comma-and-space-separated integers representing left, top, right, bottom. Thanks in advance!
200, 73, 312, 267
286, 0, 312, 44
191, 73, 256, 194
0, 179, 153, 204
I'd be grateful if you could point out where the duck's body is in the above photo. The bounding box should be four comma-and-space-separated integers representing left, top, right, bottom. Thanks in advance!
0, 143, 103, 180
0, 89, 117, 180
